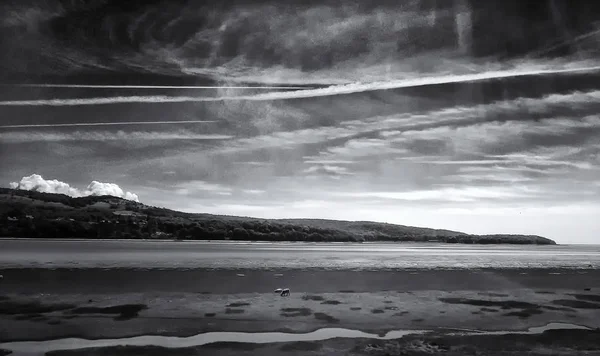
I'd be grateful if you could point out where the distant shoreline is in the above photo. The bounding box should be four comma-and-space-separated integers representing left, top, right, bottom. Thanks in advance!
0, 237, 568, 246
0, 188, 557, 245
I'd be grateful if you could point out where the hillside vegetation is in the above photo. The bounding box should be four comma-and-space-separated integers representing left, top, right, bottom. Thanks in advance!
0, 188, 556, 245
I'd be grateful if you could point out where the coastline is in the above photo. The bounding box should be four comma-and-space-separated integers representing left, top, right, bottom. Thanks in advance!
0, 237, 559, 245
1, 241, 599, 355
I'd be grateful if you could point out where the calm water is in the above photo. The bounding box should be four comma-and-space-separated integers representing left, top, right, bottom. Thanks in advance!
1, 239, 599, 270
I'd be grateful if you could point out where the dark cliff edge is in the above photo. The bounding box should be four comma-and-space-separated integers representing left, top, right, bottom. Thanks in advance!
0, 188, 556, 245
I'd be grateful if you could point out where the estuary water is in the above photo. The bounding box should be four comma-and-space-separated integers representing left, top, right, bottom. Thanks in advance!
1, 239, 599, 270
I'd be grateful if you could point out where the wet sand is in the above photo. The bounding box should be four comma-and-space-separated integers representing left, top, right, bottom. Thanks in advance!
2, 287, 600, 355
1, 267, 599, 294
3, 287, 600, 341
1, 267, 600, 355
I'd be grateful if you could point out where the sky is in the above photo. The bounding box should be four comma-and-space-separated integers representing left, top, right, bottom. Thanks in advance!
1, 0, 599, 244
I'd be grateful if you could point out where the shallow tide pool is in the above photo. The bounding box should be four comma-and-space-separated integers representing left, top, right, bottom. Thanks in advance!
0, 323, 591, 356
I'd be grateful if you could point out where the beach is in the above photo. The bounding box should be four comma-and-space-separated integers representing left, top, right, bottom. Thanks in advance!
1, 241, 600, 355
1, 267, 600, 294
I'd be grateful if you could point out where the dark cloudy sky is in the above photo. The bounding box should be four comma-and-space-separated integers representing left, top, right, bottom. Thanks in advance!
1, 0, 599, 243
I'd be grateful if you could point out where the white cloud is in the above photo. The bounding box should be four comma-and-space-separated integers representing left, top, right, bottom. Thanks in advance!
9, 175, 80, 197
303, 159, 355, 164
334, 186, 540, 203
9, 174, 140, 202
303, 164, 353, 176
173, 180, 232, 196
444, 172, 535, 184
242, 189, 265, 195
85, 181, 140, 201
214, 125, 358, 154
232, 161, 274, 166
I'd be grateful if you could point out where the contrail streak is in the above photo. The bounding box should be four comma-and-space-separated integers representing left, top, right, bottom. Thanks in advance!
3, 84, 312, 89
0, 120, 218, 129
0, 96, 218, 106
1, 64, 600, 106
243, 64, 600, 101
0, 131, 234, 142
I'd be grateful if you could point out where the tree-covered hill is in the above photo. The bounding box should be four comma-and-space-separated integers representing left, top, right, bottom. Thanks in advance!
0, 188, 556, 245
